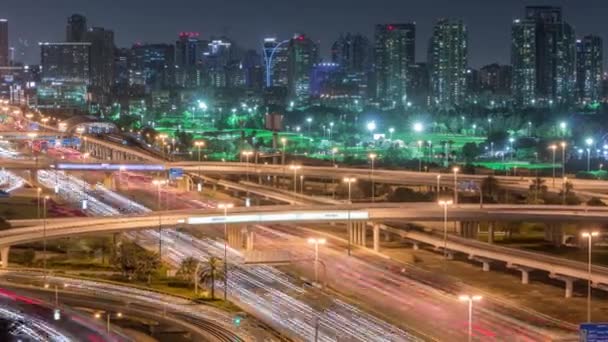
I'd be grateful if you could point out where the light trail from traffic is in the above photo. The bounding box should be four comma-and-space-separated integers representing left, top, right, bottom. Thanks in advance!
40, 169, 421, 341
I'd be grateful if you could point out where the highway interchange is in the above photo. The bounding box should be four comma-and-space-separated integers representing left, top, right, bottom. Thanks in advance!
0, 106, 602, 341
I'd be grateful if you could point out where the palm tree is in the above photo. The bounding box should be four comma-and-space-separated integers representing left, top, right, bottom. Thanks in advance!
198, 257, 225, 300
176, 257, 198, 286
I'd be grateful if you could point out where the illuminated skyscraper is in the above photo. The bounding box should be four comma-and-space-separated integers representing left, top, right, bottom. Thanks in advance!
0, 19, 8, 67
38, 42, 91, 111
66, 14, 87, 42
85, 27, 115, 105
287, 34, 318, 103
429, 19, 468, 108
175, 32, 205, 88
576, 35, 603, 105
512, 6, 576, 106
263, 37, 289, 88
130, 43, 175, 91
374, 23, 415, 107
332, 33, 371, 73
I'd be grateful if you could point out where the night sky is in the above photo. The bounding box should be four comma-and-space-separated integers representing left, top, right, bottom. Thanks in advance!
3, 0, 608, 67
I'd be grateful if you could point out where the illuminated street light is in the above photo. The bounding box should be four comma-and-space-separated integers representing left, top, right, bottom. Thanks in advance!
549, 144, 557, 188
152, 179, 167, 257
218, 203, 234, 301
343, 177, 357, 256
459, 295, 482, 342
560, 142, 567, 177
289, 164, 302, 193
438, 200, 453, 259
43, 195, 50, 276
417, 140, 423, 172
413, 122, 423, 133
452, 167, 460, 204
388, 127, 395, 140
367, 121, 376, 140
581, 231, 600, 323
281, 137, 287, 165
368, 153, 377, 203
586, 138, 594, 172
307, 238, 326, 282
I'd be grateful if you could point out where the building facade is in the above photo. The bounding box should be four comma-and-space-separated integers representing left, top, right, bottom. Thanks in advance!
287, 34, 318, 104
576, 35, 603, 105
428, 19, 468, 108
0, 19, 8, 67
512, 6, 576, 107
374, 23, 416, 107
38, 42, 91, 111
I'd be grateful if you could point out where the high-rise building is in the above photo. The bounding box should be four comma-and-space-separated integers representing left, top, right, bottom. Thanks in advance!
428, 19, 468, 108
175, 32, 205, 88
85, 27, 114, 105
38, 42, 91, 111
479, 64, 512, 95
407, 62, 430, 106
374, 24, 416, 107
331, 33, 371, 73
287, 34, 318, 103
130, 43, 175, 91
0, 19, 8, 67
263, 37, 289, 88
66, 14, 87, 42
242, 49, 264, 90
576, 35, 603, 105
204, 39, 233, 88
512, 6, 576, 106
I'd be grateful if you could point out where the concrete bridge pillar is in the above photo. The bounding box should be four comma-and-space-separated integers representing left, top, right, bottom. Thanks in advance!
545, 224, 564, 247
373, 224, 380, 252
550, 274, 576, 298
227, 226, 244, 249
0, 246, 10, 268
487, 222, 495, 244
459, 221, 478, 239
29, 168, 39, 186
246, 229, 255, 252
103, 172, 115, 190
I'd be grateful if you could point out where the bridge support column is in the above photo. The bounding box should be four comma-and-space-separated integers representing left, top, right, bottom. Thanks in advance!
0, 246, 9, 268
545, 224, 564, 247
227, 226, 243, 249
459, 221, 478, 239
470, 256, 491, 272
246, 229, 255, 252
29, 168, 39, 186
550, 274, 576, 298
373, 224, 380, 252
487, 222, 495, 244
103, 172, 115, 190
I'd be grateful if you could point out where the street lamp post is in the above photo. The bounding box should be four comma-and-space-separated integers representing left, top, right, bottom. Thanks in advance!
37, 187, 42, 219
242, 151, 253, 181
152, 179, 166, 257
549, 144, 557, 188
561, 142, 567, 177
281, 138, 287, 165
586, 138, 594, 172
289, 164, 301, 193
343, 177, 357, 256
194, 141, 205, 178
218, 203, 234, 301
582, 231, 600, 323
436, 175, 441, 200
459, 295, 482, 342
43, 195, 49, 275
438, 200, 453, 259
300, 175, 304, 194
306, 117, 312, 135
452, 167, 460, 205
307, 238, 326, 283
417, 140, 423, 172
368, 153, 377, 203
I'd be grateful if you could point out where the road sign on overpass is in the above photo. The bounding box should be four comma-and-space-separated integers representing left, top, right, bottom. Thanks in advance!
580, 323, 608, 341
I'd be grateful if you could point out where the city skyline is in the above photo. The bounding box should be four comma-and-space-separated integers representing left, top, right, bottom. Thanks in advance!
3, 0, 608, 67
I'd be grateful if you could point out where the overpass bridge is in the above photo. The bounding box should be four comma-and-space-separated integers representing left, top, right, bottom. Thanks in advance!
4, 203, 608, 298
